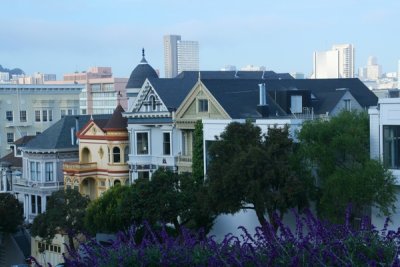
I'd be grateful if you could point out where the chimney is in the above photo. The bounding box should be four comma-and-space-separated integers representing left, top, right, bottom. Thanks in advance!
257, 83, 269, 117
71, 127, 75, 145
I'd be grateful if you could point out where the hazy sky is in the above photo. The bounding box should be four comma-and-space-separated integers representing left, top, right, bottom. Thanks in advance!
1, 0, 399, 78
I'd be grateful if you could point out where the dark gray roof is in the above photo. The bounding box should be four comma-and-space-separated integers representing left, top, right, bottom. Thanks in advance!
126, 51, 158, 89
175, 71, 293, 80
202, 79, 267, 119
148, 77, 197, 110
264, 78, 377, 109
201, 78, 377, 119
24, 114, 111, 151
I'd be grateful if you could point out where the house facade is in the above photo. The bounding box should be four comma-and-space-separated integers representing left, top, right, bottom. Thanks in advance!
369, 97, 400, 230
63, 105, 128, 200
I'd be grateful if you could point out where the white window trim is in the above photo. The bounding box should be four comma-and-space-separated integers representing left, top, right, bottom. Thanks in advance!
135, 131, 150, 156
45, 162, 54, 182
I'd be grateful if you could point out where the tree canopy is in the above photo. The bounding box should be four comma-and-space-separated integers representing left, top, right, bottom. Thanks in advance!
297, 111, 397, 223
85, 184, 136, 235
85, 169, 215, 235
31, 188, 90, 251
206, 121, 310, 230
0, 193, 23, 233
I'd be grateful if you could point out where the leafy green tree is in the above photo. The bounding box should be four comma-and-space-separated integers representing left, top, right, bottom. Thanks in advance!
0, 193, 23, 233
206, 121, 310, 230
85, 185, 137, 235
31, 189, 90, 251
192, 120, 204, 183
136, 169, 215, 233
297, 111, 396, 223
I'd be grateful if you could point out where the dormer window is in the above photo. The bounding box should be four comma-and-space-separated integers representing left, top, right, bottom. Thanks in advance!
290, 95, 302, 113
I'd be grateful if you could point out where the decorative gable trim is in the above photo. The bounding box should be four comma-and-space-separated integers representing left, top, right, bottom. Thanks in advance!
130, 80, 169, 113
78, 121, 105, 138
175, 80, 230, 120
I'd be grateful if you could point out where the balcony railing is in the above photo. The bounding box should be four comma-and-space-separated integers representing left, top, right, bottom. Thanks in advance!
13, 178, 64, 188
63, 162, 97, 172
177, 155, 192, 164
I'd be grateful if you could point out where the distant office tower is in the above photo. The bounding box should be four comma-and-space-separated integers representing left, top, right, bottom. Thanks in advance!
313, 50, 340, 78
332, 44, 354, 78
164, 35, 181, 78
358, 56, 382, 81
313, 44, 354, 79
177, 40, 199, 74
164, 35, 199, 78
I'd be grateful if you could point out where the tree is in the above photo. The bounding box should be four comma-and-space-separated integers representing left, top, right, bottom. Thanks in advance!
84, 170, 215, 235
192, 120, 204, 183
297, 111, 397, 223
85, 185, 137, 235
206, 121, 310, 230
31, 189, 90, 251
135, 169, 215, 233
0, 193, 23, 233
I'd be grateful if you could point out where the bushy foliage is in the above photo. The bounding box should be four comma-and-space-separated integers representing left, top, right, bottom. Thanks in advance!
0, 193, 23, 233
32, 210, 400, 267
297, 111, 397, 223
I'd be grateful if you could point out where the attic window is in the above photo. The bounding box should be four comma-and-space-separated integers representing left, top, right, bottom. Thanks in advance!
150, 95, 157, 111
198, 99, 208, 113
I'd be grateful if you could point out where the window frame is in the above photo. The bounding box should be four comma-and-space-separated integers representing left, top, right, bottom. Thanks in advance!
6, 110, 13, 122
136, 131, 150, 155
163, 131, 172, 155
6, 132, 14, 143
20, 110, 27, 122
45, 162, 54, 182
35, 110, 41, 122
113, 146, 121, 163
198, 99, 209, 113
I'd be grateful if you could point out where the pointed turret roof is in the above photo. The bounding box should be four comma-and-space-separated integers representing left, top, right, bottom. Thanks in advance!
103, 104, 128, 131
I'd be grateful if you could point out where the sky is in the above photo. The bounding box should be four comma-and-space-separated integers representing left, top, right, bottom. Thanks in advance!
1, 0, 399, 79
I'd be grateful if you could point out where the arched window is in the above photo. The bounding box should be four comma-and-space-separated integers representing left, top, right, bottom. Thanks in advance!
113, 147, 120, 163
150, 95, 156, 111
124, 146, 129, 163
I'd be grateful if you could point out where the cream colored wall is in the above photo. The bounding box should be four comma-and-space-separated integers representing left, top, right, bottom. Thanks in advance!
31, 234, 66, 266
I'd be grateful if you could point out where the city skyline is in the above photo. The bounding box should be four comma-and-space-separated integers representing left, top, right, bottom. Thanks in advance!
0, 0, 399, 79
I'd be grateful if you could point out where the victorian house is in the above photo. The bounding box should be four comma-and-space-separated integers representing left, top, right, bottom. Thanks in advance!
63, 105, 129, 200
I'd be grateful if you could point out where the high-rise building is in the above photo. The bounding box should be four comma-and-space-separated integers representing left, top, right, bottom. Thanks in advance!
332, 44, 354, 78
312, 44, 354, 79
164, 35, 199, 78
164, 35, 181, 78
177, 40, 199, 75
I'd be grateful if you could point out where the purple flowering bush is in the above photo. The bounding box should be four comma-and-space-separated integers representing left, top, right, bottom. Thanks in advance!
33, 210, 400, 267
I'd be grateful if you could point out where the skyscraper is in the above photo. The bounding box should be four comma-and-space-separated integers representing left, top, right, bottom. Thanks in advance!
332, 44, 354, 78
164, 35, 181, 78
163, 35, 199, 78
177, 40, 199, 74
312, 44, 354, 79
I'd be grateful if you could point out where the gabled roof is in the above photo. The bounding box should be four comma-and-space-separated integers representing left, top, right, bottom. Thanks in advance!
201, 79, 286, 119
264, 78, 377, 109
175, 70, 293, 80
24, 114, 110, 151
147, 77, 197, 110
200, 78, 377, 119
